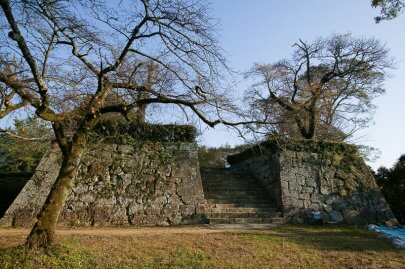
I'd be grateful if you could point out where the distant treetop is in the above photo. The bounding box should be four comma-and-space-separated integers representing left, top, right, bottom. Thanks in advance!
372, 0, 405, 22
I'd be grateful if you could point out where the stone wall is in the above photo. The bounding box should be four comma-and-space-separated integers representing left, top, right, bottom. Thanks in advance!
0, 141, 206, 227
229, 141, 398, 225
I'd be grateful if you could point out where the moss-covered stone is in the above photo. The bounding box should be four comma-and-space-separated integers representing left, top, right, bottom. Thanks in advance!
227, 137, 359, 165
90, 120, 197, 143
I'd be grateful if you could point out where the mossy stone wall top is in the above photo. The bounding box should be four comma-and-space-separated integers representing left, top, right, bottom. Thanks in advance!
91, 121, 197, 143
227, 137, 358, 165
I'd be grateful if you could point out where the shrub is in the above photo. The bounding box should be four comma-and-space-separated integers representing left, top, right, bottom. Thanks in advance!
198, 145, 236, 168
227, 136, 359, 165
0, 117, 51, 173
91, 120, 197, 143
375, 154, 405, 224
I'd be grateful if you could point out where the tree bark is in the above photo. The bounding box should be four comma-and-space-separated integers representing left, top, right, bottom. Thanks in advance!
306, 99, 317, 139
25, 134, 86, 251
294, 114, 310, 139
136, 104, 146, 123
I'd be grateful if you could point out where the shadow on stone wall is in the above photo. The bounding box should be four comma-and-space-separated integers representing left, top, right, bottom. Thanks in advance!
0, 174, 31, 218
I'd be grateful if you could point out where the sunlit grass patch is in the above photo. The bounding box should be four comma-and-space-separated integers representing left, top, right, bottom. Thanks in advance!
0, 244, 98, 269
0, 225, 403, 269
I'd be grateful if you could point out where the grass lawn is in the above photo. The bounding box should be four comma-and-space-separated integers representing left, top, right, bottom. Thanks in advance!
0, 225, 404, 269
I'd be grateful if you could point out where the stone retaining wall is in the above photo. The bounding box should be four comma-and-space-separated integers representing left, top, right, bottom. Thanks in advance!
230, 143, 398, 225
0, 141, 206, 227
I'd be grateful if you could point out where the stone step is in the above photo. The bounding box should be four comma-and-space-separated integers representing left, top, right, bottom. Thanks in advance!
203, 186, 265, 192
201, 173, 253, 177
206, 212, 282, 219
200, 168, 244, 174
202, 182, 259, 188
203, 186, 261, 191
202, 180, 259, 185
207, 189, 269, 197
205, 195, 269, 200
203, 178, 258, 184
201, 171, 251, 175
203, 181, 258, 186
204, 190, 267, 195
206, 198, 273, 204
208, 217, 284, 225
201, 171, 252, 177
201, 174, 251, 179
205, 193, 270, 202
201, 173, 255, 177
201, 167, 282, 225
207, 203, 276, 209
202, 175, 253, 178
205, 207, 278, 213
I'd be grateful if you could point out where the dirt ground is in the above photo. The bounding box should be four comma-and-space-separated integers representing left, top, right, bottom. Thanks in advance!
0, 224, 273, 236
0, 224, 275, 248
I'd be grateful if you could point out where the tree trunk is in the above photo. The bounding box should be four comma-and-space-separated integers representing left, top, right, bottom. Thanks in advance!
294, 106, 316, 139
25, 137, 86, 251
307, 101, 317, 139
136, 104, 146, 123
294, 114, 312, 139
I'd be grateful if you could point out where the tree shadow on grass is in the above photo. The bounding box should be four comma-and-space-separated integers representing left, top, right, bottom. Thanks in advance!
237, 225, 402, 252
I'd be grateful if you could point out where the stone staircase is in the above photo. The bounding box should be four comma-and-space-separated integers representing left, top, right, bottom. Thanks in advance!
200, 167, 283, 224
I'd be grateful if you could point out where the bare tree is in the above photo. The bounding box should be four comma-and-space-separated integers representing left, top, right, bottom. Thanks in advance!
114, 60, 168, 123
245, 34, 393, 141
0, 56, 27, 118
0, 0, 236, 250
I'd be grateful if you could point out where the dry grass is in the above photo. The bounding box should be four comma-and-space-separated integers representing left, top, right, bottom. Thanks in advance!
0, 225, 404, 269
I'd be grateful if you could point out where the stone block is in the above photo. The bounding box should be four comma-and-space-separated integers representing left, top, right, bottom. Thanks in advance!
117, 145, 134, 154
306, 178, 317, 187
298, 193, 310, 200
332, 201, 345, 211
320, 211, 331, 222
303, 200, 312, 209
310, 193, 323, 203
342, 209, 363, 224
323, 204, 333, 213
291, 199, 304, 208
280, 180, 289, 189
320, 185, 331, 195
330, 210, 344, 222
301, 186, 314, 193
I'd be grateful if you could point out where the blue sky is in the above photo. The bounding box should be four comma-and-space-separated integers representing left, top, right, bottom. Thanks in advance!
199, 0, 405, 170
1, 1, 403, 170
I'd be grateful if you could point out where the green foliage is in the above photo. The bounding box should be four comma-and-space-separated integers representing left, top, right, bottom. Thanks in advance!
372, 0, 405, 22
198, 144, 253, 167
0, 117, 51, 173
91, 120, 197, 143
227, 136, 359, 165
198, 145, 236, 167
375, 154, 405, 223
0, 244, 99, 269
0, 244, 213, 269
